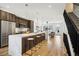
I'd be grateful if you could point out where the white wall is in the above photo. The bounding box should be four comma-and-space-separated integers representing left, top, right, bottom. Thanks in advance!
65, 3, 74, 13
33, 4, 67, 34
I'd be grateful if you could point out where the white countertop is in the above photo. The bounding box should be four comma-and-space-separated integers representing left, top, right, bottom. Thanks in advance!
9, 31, 45, 38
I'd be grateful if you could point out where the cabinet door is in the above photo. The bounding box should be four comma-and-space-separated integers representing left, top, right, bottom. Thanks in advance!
25, 20, 28, 28
9, 13, 13, 22
23, 19, 27, 25
15, 17, 18, 23
1, 10, 7, 20
19, 19, 22, 24
22, 37, 26, 54
11, 14, 16, 22
28, 21, 31, 28
6, 12, 10, 21
16, 17, 20, 27
19, 19, 23, 24
30, 21, 34, 32
12, 14, 16, 22
22, 20, 24, 25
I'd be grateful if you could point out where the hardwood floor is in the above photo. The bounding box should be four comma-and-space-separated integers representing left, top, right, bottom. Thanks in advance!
0, 47, 8, 56
23, 36, 67, 56
48, 36, 67, 56
0, 36, 67, 56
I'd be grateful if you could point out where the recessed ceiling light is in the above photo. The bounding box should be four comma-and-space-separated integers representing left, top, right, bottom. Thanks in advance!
25, 4, 28, 6
48, 5, 52, 8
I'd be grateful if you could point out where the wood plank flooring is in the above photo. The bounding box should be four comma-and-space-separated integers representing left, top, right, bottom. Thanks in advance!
0, 36, 68, 56
23, 36, 68, 56
0, 47, 8, 56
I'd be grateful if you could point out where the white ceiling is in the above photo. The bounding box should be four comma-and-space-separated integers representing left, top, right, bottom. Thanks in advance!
0, 3, 65, 22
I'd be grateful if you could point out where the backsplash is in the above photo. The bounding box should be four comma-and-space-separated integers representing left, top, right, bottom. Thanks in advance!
15, 28, 29, 33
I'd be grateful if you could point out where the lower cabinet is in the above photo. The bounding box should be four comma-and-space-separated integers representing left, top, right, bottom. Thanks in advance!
22, 37, 27, 54
22, 33, 45, 54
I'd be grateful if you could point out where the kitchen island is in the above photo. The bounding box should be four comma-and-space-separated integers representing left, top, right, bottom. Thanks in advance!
8, 32, 45, 56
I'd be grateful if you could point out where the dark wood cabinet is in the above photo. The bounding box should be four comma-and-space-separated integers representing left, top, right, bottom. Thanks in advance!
16, 17, 31, 28
11, 14, 16, 22
23, 20, 27, 25
16, 17, 20, 27
23, 20, 28, 28
0, 10, 16, 22
0, 10, 7, 20
6, 12, 16, 22
19, 19, 28, 26
19, 18, 24, 25
22, 37, 27, 54
9, 13, 13, 22
6, 12, 10, 21
27, 21, 31, 28
22, 33, 45, 54
0, 10, 33, 32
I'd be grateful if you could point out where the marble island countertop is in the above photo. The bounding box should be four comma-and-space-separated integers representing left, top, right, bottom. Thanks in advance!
9, 31, 45, 38
8, 31, 46, 56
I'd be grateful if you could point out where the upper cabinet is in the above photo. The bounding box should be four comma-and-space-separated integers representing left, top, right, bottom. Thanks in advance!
6, 12, 16, 22
0, 10, 33, 32
19, 18, 24, 24
0, 10, 7, 20
12, 14, 16, 22
0, 10, 16, 22
6, 12, 10, 21
9, 13, 13, 22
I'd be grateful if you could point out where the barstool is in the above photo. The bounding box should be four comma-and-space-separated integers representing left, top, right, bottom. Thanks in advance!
36, 35, 41, 43
35, 35, 42, 49
34, 35, 40, 45
41, 34, 45, 41
26, 37, 34, 56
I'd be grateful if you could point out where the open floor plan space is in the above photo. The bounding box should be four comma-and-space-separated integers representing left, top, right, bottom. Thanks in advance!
0, 3, 79, 56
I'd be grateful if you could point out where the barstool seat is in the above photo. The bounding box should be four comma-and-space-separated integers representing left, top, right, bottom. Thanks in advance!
36, 36, 40, 38
27, 38, 34, 40
26, 37, 34, 55
27, 38, 34, 49
36, 35, 41, 43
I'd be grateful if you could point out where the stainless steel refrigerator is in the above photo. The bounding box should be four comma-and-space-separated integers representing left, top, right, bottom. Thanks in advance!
0, 20, 15, 47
